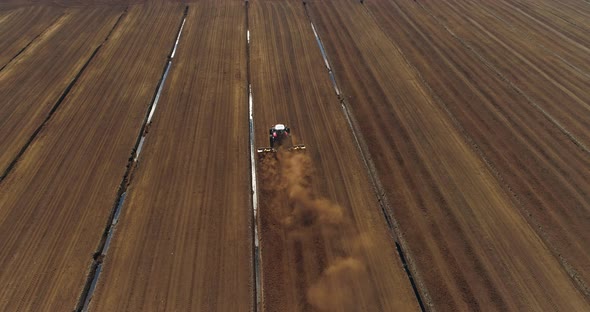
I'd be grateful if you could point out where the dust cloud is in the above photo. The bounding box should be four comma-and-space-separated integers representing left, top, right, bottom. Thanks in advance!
279, 151, 345, 232
265, 148, 376, 311
307, 257, 367, 311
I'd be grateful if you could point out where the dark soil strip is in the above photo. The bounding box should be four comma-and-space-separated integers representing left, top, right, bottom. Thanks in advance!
73, 6, 188, 311
0, 10, 126, 182
303, 2, 427, 311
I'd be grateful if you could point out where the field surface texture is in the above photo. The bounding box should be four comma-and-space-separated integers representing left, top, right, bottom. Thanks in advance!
0, 3, 183, 310
363, 0, 590, 304
89, 1, 254, 310
251, 1, 419, 311
0, 6, 63, 69
0, 7, 121, 176
0, 0, 588, 311
307, 0, 589, 310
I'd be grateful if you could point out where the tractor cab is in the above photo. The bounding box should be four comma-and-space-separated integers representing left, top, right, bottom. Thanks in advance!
257, 123, 305, 155
269, 124, 291, 148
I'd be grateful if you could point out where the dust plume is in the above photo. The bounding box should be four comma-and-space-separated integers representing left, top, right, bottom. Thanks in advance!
278, 150, 345, 232
307, 257, 367, 311
269, 149, 374, 311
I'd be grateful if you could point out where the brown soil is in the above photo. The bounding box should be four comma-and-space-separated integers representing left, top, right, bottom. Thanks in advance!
308, 0, 590, 310
0, 3, 183, 310
89, 1, 253, 310
0, 0, 588, 310
251, 1, 419, 311
0, 7, 121, 174
0, 6, 62, 68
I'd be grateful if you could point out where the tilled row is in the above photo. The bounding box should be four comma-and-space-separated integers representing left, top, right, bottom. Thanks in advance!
250, 1, 419, 311
76, 6, 188, 311
308, 0, 589, 310
0, 7, 122, 178
2, 0, 589, 311
367, 0, 590, 303
0, 3, 185, 310
87, 1, 253, 310
0, 6, 63, 70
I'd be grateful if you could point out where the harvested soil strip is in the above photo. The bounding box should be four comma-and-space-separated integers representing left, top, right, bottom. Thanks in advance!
0, 3, 184, 310
251, 1, 419, 311
0, 7, 122, 177
307, 0, 589, 310
367, 0, 590, 300
0, 6, 63, 69
88, 1, 253, 310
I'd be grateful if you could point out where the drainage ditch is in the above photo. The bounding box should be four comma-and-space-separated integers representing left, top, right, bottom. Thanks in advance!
74, 6, 189, 311
245, 1, 262, 311
303, 2, 427, 311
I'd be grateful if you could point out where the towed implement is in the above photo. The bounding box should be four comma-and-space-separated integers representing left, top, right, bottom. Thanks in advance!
257, 123, 306, 154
